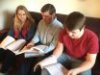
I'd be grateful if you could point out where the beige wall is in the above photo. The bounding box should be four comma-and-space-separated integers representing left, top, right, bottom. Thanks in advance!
0, 0, 100, 30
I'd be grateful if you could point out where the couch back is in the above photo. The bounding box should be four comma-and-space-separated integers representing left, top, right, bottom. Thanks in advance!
30, 12, 100, 41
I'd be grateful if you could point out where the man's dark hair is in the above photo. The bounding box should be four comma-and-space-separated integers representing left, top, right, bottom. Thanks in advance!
41, 3, 56, 15
65, 12, 86, 31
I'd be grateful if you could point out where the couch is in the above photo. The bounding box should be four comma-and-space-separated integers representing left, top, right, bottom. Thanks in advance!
0, 11, 100, 75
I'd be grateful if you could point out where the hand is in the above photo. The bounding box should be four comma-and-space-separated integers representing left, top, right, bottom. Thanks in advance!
66, 68, 79, 75
26, 42, 33, 49
22, 42, 33, 50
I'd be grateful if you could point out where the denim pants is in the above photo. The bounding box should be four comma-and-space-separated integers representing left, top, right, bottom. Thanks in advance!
42, 53, 91, 75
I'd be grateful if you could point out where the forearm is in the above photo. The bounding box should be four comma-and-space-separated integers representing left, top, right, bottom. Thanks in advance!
52, 41, 64, 58
43, 44, 54, 54
66, 54, 97, 75
72, 54, 97, 74
74, 60, 95, 74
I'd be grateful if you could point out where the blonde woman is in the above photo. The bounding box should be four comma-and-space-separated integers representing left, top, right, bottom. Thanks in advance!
0, 5, 36, 73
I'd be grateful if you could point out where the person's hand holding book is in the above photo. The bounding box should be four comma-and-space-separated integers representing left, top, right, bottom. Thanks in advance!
22, 42, 34, 50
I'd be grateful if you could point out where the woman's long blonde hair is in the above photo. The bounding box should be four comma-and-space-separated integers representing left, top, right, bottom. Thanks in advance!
14, 5, 34, 31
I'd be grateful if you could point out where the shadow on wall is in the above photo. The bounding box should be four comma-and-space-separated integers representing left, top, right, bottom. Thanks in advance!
3, 10, 14, 29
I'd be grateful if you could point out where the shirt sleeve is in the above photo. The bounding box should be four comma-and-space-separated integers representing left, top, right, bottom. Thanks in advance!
88, 33, 99, 54
43, 43, 55, 54
32, 20, 42, 44
32, 27, 40, 44
26, 23, 36, 42
7, 26, 14, 38
58, 29, 65, 43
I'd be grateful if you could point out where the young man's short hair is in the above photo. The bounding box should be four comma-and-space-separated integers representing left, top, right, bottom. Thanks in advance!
65, 12, 86, 31
41, 3, 56, 15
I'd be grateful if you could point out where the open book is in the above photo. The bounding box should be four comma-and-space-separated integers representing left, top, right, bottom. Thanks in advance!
34, 55, 67, 75
42, 63, 68, 75
34, 55, 57, 71
13, 45, 48, 57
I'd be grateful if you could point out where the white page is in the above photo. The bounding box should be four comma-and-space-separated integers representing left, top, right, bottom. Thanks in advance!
0, 35, 15, 49
42, 63, 68, 75
34, 55, 57, 71
13, 45, 48, 56
6, 39, 26, 51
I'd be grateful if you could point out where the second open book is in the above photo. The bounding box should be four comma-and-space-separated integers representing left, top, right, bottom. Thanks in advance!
12, 45, 48, 56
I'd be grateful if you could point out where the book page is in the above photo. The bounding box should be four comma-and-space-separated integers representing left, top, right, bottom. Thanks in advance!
0, 35, 15, 49
32, 45, 48, 52
21, 45, 48, 53
34, 55, 57, 71
6, 39, 26, 51
24, 45, 48, 58
13, 45, 48, 55
13, 48, 41, 55
42, 63, 68, 75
